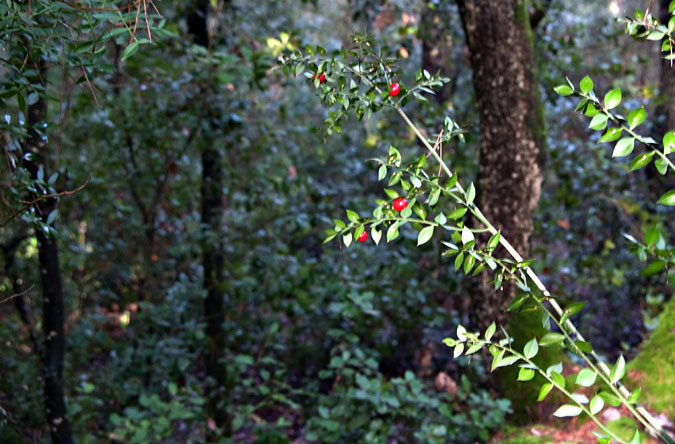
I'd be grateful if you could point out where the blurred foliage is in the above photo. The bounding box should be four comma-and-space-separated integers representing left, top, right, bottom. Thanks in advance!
0, 0, 673, 443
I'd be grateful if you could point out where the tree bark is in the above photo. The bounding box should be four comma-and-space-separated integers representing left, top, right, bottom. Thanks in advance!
23, 60, 75, 444
652, 0, 675, 196
457, 0, 546, 332
187, 0, 230, 436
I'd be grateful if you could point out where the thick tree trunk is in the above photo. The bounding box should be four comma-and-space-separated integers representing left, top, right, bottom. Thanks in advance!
24, 61, 75, 444
187, 0, 230, 436
652, 0, 675, 196
457, 0, 546, 332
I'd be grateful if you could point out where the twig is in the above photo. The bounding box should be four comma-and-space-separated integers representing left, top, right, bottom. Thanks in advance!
1, 175, 91, 228
0, 285, 35, 306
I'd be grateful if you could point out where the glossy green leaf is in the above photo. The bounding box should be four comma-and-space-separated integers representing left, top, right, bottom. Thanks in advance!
610, 354, 626, 384
378, 164, 387, 180
599, 127, 622, 143
346, 209, 359, 222
540, 332, 565, 347
461, 226, 474, 245
590, 395, 604, 415
630, 151, 654, 171
518, 368, 535, 381
576, 368, 597, 387
580, 75, 593, 94
537, 383, 553, 402
417, 226, 434, 246
627, 107, 646, 129
553, 404, 582, 417
453, 342, 464, 358
612, 137, 635, 158
465, 183, 476, 206
371, 227, 382, 245
448, 207, 468, 220
554, 85, 574, 96
657, 189, 675, 206
524, 339, 539, 359
589, 113, 608, 131
485, 322, 496, 341
343, 232, 352, 248
604, 88, 622, 110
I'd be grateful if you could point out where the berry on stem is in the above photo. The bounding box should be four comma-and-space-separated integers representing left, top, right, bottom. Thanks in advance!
313, 73, 326, 84
393, 197, 408, 212
357, 230, 368, 242
389, 82, 400, 97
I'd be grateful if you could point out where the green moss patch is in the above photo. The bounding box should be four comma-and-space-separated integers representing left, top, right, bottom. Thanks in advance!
627, 296, 675, 421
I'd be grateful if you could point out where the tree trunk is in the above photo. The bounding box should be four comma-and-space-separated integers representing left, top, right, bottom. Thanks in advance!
24, 60, 75, 444
187, 0, 230, 436
457, 0, 546, 332
652, 0, 675, 197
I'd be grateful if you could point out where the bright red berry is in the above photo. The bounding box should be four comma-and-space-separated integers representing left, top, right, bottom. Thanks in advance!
313, 73, 326, 84
357, 230, 368, 242
392, 197, 408, 212
389, 82, 401, 96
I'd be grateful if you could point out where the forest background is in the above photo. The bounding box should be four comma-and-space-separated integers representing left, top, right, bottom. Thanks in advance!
1, 0, 674, 443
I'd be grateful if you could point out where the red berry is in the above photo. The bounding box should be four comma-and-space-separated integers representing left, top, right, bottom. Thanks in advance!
357, 230, 368, 242
313, 73, 326, 84
392, 197, 408, 212
389, 82, 401, 96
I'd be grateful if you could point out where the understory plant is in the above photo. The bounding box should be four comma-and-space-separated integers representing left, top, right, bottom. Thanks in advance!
279, 18, 675, 444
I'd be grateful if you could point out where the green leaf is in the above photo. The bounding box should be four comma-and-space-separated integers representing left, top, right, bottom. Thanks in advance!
121, 41, 140, 61
599, 127, 622, 143
465, 343, 483, 355
537, 383, 553, 402
495, 355, 520, 369
642, 260, 666, 276
610, 355, 626, 384
628, 387, 641, 404
655, 157, 668, 175
378, 165, 387, 181
524, 339, 539, 359
487, 231, 501, 251
628, 107, 646, 129
553, 405, 582, 417
343, 232, 352, 248
461, 226, 474, 245
598, 390, 621, 407
560, 301, 586, 324
589, 113, 608, 131
604, 88, 622, 110
386, 223, 399, 242
590, 395, 604, 415
550, 372, 566, 389
539, 332, 565, 347
612, 137, 635, 158
371, 227, 382, 245
384, 188, 399, 199
644, 226, 661, 247
648, 31, 666, 40
485, 322, 496, 341
448, 207, 468, 220
657, 189, 675, 206
346, 209, 359, 222
26, 92, 39, 106
576, 368, 597, 387
518, 368, 535, 381
630, 151, 655, 171
554, 85, 574, 96
664, 131, 675, 154
417, 226, 434, 246
463, 254, 476, 274
465, 183, 476, 206
453, 342, 464, 358
580, 76, 593, 94
456, 324, 467, 341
